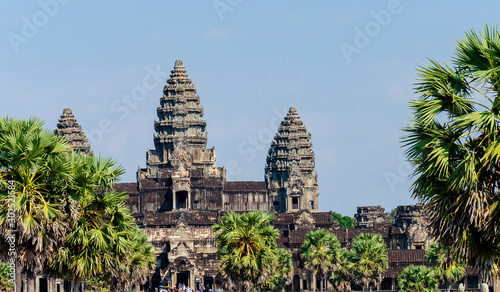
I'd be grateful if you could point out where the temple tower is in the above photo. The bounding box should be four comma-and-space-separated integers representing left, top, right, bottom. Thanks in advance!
54, 108, 92, 154
265, 107, 318, 212
139, 60, 224, 212
146, 60, 219, 175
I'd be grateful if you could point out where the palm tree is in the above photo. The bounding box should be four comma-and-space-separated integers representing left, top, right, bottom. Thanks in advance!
0, 262, 14, 291
402, 24, 500, 280
330, 249, 352, 292
397, 265, 439, 292
212, 211, 280, 292
0, 117, 72, 292
349, 233, 388, 292
260, 248, 293, 292
49, 153, 134, 292
300, 229, 340, 292
426, 243, 465, 292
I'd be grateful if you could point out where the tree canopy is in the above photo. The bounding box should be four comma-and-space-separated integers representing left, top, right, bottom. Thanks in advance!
332, 212, 354, 229
397, 265, 439, 292
0, 117, 154, 292
402, 24, 500, 280
301, 229, 341, 292
349, 233, 388, 292
212, 211, 287, 292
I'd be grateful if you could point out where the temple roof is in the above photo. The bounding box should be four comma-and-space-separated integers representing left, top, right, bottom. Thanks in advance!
224, 181, 267, 192
54, 108, 92, 154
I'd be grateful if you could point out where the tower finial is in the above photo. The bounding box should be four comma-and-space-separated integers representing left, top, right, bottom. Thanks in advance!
174, 60, 184, 68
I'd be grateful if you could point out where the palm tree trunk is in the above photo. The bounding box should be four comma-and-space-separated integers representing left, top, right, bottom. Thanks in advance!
447, 284, 451, 292
26, 270, 35, 292
319, 275, 323, 292
72, 278, 81, 292
15, 262, 22, 292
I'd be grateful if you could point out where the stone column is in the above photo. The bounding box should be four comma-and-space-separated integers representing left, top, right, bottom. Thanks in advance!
173, 192, 177, 210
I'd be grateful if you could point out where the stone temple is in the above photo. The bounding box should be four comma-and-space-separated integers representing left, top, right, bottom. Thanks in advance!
54, 60, 485, 292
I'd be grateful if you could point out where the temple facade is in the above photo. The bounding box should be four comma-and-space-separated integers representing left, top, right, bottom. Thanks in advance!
53, 60, 486, 292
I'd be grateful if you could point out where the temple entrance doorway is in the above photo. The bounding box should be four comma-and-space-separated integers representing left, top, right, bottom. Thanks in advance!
39, 278, 48, 292
177, 271, 190, 288
176, 191, 188, 209
203, 277, 214, 290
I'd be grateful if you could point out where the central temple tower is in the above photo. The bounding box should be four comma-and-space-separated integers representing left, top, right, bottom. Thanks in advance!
137, 60, 225, 212
146, 60, 216, 173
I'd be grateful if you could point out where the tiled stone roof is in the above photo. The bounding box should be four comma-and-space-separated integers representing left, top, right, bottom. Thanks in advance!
224, 181, 267, 192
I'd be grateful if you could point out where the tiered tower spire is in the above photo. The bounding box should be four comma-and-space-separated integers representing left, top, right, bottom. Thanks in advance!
150, 60, 207, 165
54, 108, 92, 154
265, 107, 318, 212
145, 60, 219, 179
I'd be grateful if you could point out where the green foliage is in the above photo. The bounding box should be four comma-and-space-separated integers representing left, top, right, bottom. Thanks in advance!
0, 262, 14, 291
397, 265, 439, 292
349, 233, 388, 291
0, 117, 154, 291
85, 276, 112, 292
330, 249, 352, 292
301, 229, 341, 292
385, 209, 397, 224
50, 154, 154, 290
0, 116, 73, 286
402, 24, 500, 280
332, 212, 354, 229
426, 243, 465, 291
260, 248, 293, 292
213, 211, 284, 292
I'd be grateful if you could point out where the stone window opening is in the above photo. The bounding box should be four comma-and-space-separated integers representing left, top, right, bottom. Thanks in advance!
177, 191, 188, 209
273, 201, 279, 212
292, 197, 299, 209
309, 200, 313, 209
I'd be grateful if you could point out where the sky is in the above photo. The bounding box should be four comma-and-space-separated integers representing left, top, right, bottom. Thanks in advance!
1, 1, 499, 217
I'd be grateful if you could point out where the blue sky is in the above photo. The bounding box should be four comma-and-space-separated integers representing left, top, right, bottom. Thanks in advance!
1, 1, 499, 216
